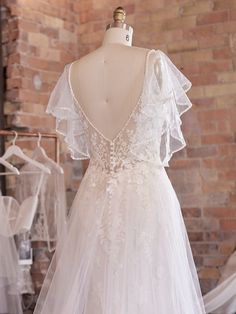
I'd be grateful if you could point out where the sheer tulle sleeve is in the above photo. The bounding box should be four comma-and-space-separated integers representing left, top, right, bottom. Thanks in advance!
46, 64, 90, 160
157, 51, 192, 166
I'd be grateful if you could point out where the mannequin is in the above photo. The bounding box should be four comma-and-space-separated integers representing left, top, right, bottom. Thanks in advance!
70, 7, 154, 141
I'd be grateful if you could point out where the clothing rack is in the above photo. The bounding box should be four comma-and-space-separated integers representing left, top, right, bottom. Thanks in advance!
0, 130, 60, 163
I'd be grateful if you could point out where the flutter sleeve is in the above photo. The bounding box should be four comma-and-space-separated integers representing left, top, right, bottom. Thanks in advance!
46, 64, 90, 160
157, 50, 192, 166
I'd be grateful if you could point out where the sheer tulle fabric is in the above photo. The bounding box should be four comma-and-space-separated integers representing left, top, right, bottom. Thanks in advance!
34, 49, 205, 314
16, 162, 67, 252
157, 51, 192, 166
34, 166, 205, 314
46, 68, 90, 160
203, 251, 236, 313
204, 273, 236, 314
0, 197, 23, 314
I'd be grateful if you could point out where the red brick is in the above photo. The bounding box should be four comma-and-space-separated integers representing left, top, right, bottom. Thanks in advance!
222, 231, 236, 240
203, 207, 236, 218
181, 1, 214, 16
8, 52, 20, 64
194, 256, 204, 268
203, 157, 236, 170
180, 63, 200, 75
171, 159, 201, 169
230, 8, 236, 20
204, 231, 223, 241
18, 19, 39, 32
21, 56, 63, 72
184, 24, 215, 40
201, 35, 229, 49
219, 170, 236, 181
204, 82, 236, 97
198, 109, 230, 122
188, 232, 204, 242
218, 71, 236, 83
6, 77, 22, 89
201, 279, 219, 295
214, 0, 236, 10
220, 219, 236, 231
185, 217, 219, 232
187, 135, 202, 147
163, 16, 197, 30
192, 98, 215, 107
218, 144, 236, 156
39, 26, 59, 38
204, 256, 227, 267
198, 60, 233, 73
215, 21, 236, 34
197, 11, 229, 25
198, 268, 220, 279
202, 134, 234, 145
182, 207, 202, 218
191, 73, 218, 86
191, 243, 218, 255
187, 146, 218, 158
218, 241, 235, 254
198, 120, 217, 133
213, 47, 232, 59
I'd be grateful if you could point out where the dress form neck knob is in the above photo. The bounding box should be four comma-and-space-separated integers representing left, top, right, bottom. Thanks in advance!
113, 6, 126, 24
106, 6, 132, 33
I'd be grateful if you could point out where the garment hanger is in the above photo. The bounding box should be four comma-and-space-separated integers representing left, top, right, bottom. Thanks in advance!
33, 133, 64, 174
1, 131, 51, 174
0, 157, 20, 175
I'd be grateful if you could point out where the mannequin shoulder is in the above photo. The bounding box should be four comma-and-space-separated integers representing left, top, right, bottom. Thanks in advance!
68, 45, 162, 76
69, 47, 104, 74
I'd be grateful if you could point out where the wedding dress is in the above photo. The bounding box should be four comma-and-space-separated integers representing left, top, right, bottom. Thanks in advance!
33, 49, 206, 314
0, 196, 23, 314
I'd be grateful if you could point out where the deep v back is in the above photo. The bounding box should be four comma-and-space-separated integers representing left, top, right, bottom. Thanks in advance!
46, 48, 192, 166
67, 48, 156, 143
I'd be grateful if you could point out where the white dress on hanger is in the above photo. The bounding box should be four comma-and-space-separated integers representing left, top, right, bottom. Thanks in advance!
16, 153, 67, 252
0, 196, 23, 314
34, 49, 206, 314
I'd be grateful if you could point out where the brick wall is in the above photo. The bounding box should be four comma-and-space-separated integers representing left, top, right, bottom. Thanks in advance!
2, 0, 236, 305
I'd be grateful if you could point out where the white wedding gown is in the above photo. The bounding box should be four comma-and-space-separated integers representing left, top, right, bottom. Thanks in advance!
34, 49, 206, 314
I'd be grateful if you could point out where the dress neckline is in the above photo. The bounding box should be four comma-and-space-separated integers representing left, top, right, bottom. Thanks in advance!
67, 49, 158, 144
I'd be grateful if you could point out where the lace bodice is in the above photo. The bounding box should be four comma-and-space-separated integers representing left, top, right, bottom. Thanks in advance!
46, 49, 192, 173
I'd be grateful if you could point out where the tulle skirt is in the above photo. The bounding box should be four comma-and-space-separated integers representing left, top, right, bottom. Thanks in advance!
0, 204, 22, 314
204, 272, 236, 313
203, 250, 236, 313
34, 163, 206, 314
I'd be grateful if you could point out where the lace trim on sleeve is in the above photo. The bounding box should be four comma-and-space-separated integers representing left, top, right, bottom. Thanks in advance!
46, 64, 90, 160
157, 51, 192, 166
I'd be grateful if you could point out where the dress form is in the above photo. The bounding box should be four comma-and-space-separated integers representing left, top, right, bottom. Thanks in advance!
70, 7, 153, 141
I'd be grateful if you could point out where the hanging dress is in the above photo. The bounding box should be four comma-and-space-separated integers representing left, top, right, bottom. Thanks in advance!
16, 153, 67, 252
0, 196, 23, 314
34, 49, 206, 314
